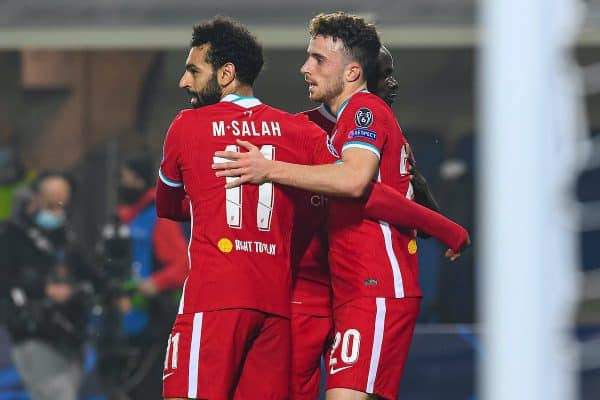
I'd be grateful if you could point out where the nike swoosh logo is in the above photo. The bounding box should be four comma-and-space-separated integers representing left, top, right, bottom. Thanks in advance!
162, 372, 175, 381
330, 365, 353, 375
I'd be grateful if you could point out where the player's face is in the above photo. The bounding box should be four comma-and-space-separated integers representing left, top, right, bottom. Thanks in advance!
374, 49, 398, 105
300, 35, 346, 104
179, 45, 222, 108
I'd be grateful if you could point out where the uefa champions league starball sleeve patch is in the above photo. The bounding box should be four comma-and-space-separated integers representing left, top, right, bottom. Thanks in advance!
355, 108, 374, 128
348, 108, 377, 141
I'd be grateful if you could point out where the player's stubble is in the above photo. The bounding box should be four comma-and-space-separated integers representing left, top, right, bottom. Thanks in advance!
188, 72, 222, 109
309, 74, 344, 105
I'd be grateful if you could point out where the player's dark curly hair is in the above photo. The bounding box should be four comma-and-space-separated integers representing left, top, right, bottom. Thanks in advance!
309, 12, 381, 82
191, 17, 264, 86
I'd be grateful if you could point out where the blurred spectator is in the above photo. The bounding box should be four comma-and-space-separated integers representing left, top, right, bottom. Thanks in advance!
96, 153, 188, 399
0, 172, 93, 400
0, 142, 36, 221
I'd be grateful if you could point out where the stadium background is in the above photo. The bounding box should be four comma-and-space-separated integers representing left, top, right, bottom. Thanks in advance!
0, 0, 599, 399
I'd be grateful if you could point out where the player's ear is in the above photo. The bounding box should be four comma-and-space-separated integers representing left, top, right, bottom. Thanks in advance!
218, 62, 236, 87
345, 62, 362, 83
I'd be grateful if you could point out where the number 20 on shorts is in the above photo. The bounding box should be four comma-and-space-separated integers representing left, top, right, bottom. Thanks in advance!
329, 329, 361, 372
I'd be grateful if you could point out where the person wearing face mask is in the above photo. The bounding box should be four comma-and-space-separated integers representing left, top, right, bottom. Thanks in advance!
0, 171, 94, 400
96, 153, 188, 399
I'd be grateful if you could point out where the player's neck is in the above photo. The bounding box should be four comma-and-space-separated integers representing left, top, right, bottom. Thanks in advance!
327, 83, 368, 117
221, 84, 254, 99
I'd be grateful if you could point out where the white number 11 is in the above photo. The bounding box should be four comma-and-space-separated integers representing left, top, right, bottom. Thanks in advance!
213, 144, 275, 231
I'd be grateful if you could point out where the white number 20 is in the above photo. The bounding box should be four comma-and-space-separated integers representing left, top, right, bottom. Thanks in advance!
330, 328, 361, 366
213, 145, 275, 231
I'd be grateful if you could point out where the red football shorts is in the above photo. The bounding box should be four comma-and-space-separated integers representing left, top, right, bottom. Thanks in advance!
290, 311, 333, 400
162, 309, 290, 400
325, 297, 420, 400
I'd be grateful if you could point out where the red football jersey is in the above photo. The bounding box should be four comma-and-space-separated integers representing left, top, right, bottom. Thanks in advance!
291, 105, 336, 316
159, 94, 335, 317
328, 91, 422, 309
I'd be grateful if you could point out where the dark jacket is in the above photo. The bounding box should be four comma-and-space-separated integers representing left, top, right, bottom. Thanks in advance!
0, 218, 93, 353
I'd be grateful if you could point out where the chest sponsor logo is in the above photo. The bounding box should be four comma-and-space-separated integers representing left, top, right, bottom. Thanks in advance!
217, 237, 233, 253
364, 278, 378, 286
310, 194, 327, 207
354, 107, 374, 128
348, 128, 377, 141
234, 240, 277, 255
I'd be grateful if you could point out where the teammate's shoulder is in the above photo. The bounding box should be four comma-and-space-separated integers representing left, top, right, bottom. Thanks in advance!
172, 104, 223, 124
297, 105, 322, 118
172, 108, 196, 123
262, 104, 310, 125
290, 112, 327, 134
339, 91, 393, 125
351, 92, 390, 113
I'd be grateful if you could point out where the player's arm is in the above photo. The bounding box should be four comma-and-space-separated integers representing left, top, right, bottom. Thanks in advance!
148, 218, 189, 291
409, 157, 441, 214
156, 112, 191, 221
363, 183, 469, 255
213, 140, 377, 198
156, 182, 190, 221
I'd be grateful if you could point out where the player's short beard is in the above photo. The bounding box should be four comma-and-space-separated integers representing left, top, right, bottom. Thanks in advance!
313, 75, 344, 105
190, 73, 222, 108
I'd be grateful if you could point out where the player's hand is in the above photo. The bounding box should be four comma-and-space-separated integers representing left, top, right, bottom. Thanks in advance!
445, 248, 461, 261
212, 139, 271, 188
137, 278, 159, 297
444, 235, 471, 262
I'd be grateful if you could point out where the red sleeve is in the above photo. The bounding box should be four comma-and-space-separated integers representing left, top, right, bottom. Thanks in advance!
364, 182, 469, 253
150, 218, 189, 291
337, 102, 387, 160
156, 111, 190, 221
156, 181, 190, 221
158, 112, 185, 188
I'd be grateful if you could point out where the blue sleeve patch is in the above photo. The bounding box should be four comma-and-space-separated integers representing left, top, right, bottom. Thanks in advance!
348, 128, 377, 141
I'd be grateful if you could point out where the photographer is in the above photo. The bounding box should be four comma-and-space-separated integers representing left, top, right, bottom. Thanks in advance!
0, 171, 92, 400
96, 154, 188, 399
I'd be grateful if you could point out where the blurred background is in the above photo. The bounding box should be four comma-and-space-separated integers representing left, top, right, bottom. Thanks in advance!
0, 0, 598, 399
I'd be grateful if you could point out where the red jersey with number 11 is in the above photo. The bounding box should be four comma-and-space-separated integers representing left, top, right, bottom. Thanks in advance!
159, 94, 335, 318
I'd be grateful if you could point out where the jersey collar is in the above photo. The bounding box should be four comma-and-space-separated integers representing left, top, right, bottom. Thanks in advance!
317, 104, 337, 123
335, 89, 370, 120
221, 94, 262, 108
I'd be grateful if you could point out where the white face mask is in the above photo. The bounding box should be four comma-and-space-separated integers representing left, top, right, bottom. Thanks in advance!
34, 209, 66, 230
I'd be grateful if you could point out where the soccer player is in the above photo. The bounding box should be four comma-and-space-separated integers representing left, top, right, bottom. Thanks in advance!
212, 12, 465, 400
156, 17, 338, 400
290, 45, 446, 400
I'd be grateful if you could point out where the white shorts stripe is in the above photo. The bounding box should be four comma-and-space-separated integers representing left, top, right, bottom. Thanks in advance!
177, 278, 187, 315
366, 298, 386, 393
188, 312, 203, 398
379, 221, 405, 298
179, 201, 193, 315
